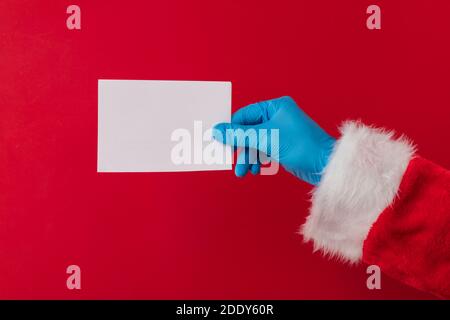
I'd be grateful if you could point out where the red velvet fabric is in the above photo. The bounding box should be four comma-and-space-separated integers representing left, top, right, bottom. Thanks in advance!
363, 156, 450, 299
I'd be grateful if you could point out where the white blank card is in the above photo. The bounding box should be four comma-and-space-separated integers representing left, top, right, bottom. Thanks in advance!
98, 80, 232, 172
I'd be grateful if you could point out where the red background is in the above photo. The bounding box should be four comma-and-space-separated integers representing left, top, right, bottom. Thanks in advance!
1, 0, 449, 299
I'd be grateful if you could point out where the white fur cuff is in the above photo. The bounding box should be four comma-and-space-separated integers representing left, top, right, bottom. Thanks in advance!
302, 121, 415, 263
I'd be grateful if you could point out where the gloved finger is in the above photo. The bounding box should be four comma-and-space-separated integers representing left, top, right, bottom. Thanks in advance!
212, 122, 267, 151
235, 149, 250, 177
235, 147, 259, 177
247, 148, 261, 175
250, 162, 261, 175
231, 98, 285, 125
231, 102, 265, 125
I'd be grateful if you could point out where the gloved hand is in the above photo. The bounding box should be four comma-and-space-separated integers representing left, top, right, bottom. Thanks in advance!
213, 96, 336, 185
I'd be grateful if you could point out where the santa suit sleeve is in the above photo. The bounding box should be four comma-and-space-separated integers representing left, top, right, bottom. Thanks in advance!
302, 121, 450, 299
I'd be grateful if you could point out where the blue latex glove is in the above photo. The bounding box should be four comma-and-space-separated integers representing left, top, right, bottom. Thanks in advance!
213, 96, 336, 185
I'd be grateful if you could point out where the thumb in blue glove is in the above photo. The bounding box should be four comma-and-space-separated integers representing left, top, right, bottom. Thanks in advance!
212, 96, 336, 185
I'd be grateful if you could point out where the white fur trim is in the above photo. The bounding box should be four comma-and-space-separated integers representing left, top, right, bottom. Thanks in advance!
302, 121, 415, 263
